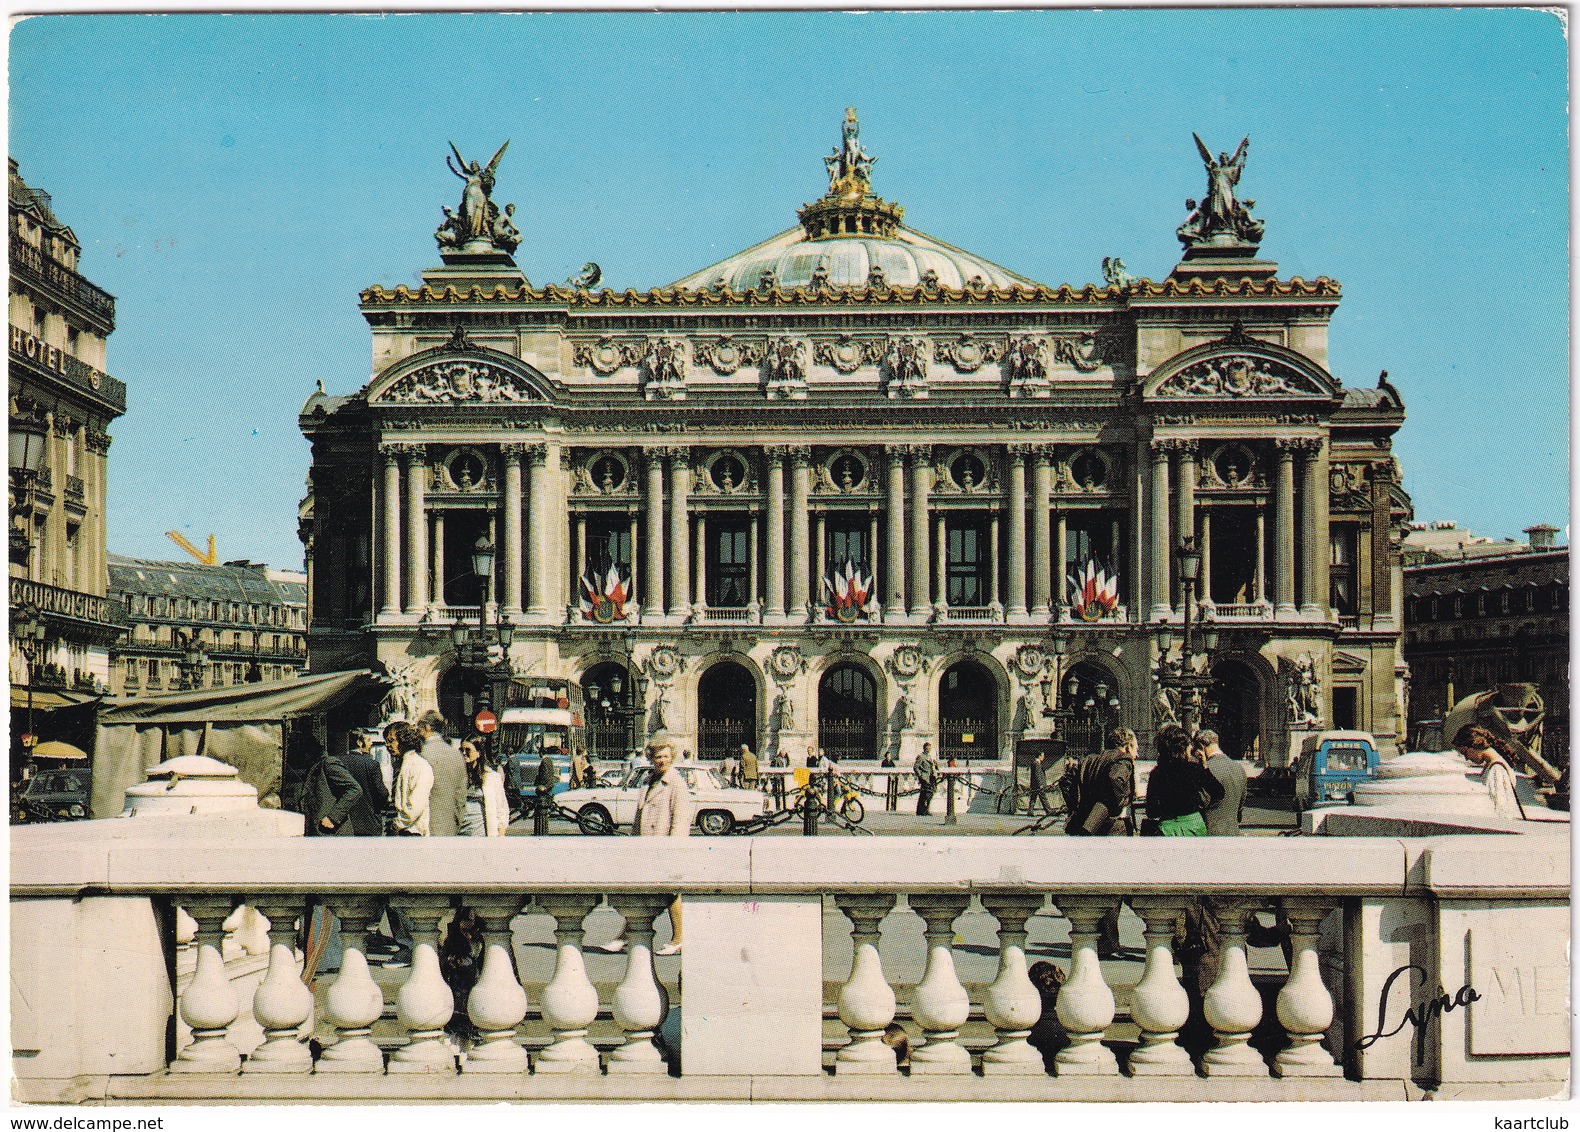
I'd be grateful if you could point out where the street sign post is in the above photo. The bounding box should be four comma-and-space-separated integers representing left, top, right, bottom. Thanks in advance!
474, 709, 498, 734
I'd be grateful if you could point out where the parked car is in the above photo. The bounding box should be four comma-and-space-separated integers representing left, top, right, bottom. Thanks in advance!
16, 768, 92, 823
556, 762, 766, 836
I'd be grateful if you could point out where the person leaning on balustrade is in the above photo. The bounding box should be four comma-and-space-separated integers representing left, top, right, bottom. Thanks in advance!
1454, 724, 1525, 821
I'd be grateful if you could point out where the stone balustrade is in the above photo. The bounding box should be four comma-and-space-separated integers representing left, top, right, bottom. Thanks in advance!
10, 828, 1570, 1103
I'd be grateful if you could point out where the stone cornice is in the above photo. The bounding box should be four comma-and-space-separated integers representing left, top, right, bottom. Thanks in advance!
359, 276, 1340, 310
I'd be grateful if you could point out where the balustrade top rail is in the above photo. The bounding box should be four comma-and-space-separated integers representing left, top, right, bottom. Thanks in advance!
14, 825, 1566, 901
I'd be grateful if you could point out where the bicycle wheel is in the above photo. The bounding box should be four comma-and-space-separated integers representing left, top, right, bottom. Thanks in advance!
841, 796, 865, 824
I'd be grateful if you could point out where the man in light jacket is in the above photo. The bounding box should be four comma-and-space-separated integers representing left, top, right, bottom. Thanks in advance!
1197, 729, 1247, 836
417, 710, 467, 837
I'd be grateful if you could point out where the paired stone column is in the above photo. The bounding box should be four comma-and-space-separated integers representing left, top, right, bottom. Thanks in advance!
403, 447, 427, 615
1200, 509, 1214, 604
765, 449, 787, 618
1300, 439, 1329, 619
1148, 440, 1173, 620
378, 443, 403, 616
885, 452, 907, 614
526, 444, 552, 617
933, 513, 948, 612
906, 446, 933, 617
643, 450, 666, 618
1175, 442, 1198, 608
1369, 458, 1397, 629
748, 511, 761, 612
430, 512, 446, 606
788, 447, 812, 619
666, 447, 691, 618
1273, 440, 1299, 615
1005, 446, 1028, 617
1054, 511, 1068, 615
694, 512, 708, 613
1253, 504, 1266, 605
502, 444, 526, 615
1030, 450, 1053, 617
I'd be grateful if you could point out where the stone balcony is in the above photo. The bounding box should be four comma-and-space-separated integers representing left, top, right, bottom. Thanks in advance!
10, 823, 1569, 1105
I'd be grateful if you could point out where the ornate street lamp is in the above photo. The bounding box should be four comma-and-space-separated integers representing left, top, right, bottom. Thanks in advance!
12, 602, 46, 745
1160, 536, 1217, 732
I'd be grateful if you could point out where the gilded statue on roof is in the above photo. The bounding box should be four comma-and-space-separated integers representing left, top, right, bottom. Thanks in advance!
824, 107, 877, 198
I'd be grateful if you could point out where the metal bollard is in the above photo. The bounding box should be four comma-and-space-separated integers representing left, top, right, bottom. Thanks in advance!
886, 773, 898, 813
802, 779, 818, 836
533, 793, 550, 836
945, 768, 957, 826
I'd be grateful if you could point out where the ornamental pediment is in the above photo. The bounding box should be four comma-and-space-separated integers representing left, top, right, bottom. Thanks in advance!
1143, 324, 1336, 402
367, 327, 551, 406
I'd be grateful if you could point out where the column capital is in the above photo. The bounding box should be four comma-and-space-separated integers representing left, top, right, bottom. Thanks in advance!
892, 442, 933, 460
783, 444, 813, 465
763, 445, 787, 466
1150, 437, 1194, 456
379, 441, 423, 461
502, 441, 547, 463
1275, 436, 1321, 456
1004, 442, 1043, 459
649, 444, 690, 462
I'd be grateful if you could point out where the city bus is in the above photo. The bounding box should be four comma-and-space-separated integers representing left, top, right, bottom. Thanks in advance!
497, 678, 586, 792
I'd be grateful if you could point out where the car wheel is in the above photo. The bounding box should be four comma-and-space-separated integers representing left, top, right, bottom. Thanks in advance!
577, 803, 615, 836
697, 809, 734, 836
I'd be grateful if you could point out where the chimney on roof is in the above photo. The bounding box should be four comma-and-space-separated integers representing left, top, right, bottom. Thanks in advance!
1523, 524, 1559, 550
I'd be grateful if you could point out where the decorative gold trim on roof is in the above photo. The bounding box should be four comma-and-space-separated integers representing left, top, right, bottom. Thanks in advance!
360, 275, 1339, 309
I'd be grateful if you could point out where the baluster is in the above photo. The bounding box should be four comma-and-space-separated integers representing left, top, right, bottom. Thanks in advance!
1127, 897, 1194, 1076
170, 897, 244, 1074
1202, 897, 1267, 1076
241, 896, 315, 1073
464, 899, 530, 1073
1054, 896, 1118, 1075
387, 897, 459, 1073
834, 893, 899, 1074
317, 898, 387, 1073
607, 895, 672, 1074
978, 893, 1045, 1075
1274, 898, 1342, 1077
907, 894, 972, 1074
535, 895, 603, 1074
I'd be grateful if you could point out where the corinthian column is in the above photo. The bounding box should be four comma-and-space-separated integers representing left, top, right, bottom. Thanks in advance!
502, 444, 526, 615
1006, 446, 1028, 617
379, 443, 403, 616
667, 447, 691, 618
644, 450, 666, 618
1300, 439, 1329, 620
1148, 440, 1173, 620
1030, 449, 1052, 618
403, 447, 427, 615
1175, 442, 1198, 613
765, 449, 786, 619
1274, 440, 1298, 617
907, 446, 933, 618
885, 452, 906, 614
525, 444, 550, 617
788, 447, 812, 620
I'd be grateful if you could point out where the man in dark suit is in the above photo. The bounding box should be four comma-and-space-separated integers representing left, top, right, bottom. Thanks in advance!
343, 732, 391, 836
1198, 729, 1247, 836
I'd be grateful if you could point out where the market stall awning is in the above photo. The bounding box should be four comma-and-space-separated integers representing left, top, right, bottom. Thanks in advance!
98, 669, 390, 724
10, 687, 100, 712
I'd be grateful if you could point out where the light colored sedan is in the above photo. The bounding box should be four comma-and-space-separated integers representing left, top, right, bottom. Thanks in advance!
557, 762, 766, 836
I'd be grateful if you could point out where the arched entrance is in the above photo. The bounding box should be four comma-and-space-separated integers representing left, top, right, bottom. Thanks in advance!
582, 662, 638, 759
1060, 660, 1123, 759
1206, 659, 1263, 761
818, 663, 877, 761
939, 659, 999, 762
437, 665, 487, 736
697, 661, 757, 761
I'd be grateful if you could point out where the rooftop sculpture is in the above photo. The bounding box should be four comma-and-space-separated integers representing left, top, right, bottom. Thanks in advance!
437, 140, 521, 256
1177, 134, 1265, 250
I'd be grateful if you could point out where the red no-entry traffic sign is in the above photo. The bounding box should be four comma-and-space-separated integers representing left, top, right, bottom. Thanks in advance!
474, 710, 498, 734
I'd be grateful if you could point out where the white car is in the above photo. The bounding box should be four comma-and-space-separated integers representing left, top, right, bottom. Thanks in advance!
556, 762, 766, 836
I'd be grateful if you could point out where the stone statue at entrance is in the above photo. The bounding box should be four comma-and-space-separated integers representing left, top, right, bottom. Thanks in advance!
443, 140, 516, 253
1177, 134, 1265, 249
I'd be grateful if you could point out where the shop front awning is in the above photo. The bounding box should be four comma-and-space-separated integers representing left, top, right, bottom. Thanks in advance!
10, 686, 100, 712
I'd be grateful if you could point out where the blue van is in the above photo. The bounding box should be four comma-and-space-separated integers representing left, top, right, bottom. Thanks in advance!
1294, 730, 1380, 811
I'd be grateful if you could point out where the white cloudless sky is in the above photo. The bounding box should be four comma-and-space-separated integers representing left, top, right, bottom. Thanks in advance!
9, 8, 1568, 569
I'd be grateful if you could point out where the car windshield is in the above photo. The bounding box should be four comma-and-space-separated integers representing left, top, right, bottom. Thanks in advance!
619, 765, 716, 790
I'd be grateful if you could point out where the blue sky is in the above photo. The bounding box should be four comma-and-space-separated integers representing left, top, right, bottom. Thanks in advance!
9, 9, 1569, 570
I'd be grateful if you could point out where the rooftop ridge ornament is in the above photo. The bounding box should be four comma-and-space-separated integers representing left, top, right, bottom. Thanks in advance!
798, 108, 904, 242
437, 140, 522, 260
1176, 134, 1266, 253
